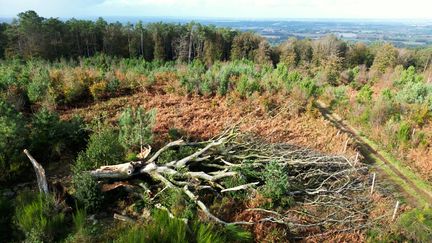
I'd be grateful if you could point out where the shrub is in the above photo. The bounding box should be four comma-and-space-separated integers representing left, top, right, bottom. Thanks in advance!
15, 191, 66, 242
61, 68, 88, 104
259, 161, 294, 208
118, 107, 156, 152
397, 122, 411, 144
397, 207, 432, 242
27, 69, 51, 104
72, 172, 102, 212
370, 91, 398, 126
356, 84, 373, 104
180, 60, 206, 94
75, 127, 125, 171
395, 66, 423, 86
371, 43, 398, 74
235, 75, 261, 98
298, 77, 320, 98
89, 81, 108, 100
408, 104, 431, 127
396, 81, 432, 105
281, 70, 302, 92
159, 188, 195, 219
0, 99, 28, 183
29, 109, 87, 163
328, 85, 349, 109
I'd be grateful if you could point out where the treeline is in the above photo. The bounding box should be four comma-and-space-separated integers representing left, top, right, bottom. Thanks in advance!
0, 11, 238, 63
1, 10, 432, 71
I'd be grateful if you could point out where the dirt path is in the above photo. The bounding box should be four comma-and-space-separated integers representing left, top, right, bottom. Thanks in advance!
315, 100, 432, 207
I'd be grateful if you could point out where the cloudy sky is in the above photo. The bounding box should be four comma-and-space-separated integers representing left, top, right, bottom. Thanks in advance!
0, 0, 431, 19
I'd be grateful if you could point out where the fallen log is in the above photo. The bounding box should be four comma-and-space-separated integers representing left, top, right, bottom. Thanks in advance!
24, 149, 49, 195
87, 129, 374, 231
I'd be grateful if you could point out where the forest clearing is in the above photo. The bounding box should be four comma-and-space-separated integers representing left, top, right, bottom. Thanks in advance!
2, 10, 432, 242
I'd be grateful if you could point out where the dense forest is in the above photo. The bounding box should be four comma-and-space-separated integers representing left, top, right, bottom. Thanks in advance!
2, 10, 432, 242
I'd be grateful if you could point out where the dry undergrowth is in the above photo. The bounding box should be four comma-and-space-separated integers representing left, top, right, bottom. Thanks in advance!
61, 87, 357, 158
61, 85, 396, 242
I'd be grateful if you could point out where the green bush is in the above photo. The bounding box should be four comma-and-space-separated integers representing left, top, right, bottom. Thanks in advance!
15, 191, 66, 242
397, 207, 432, 242
0, 99, 28, 183
370, 91, 398, 126
235, 75, 261, 98
259, 161, 294, 208
75, 127, 125, 171
72, 172, 102, 212
298, 77, 320, 98
118, 107, 156, 152
180, 60, 207, 94
396, 122, 411, 144
328, 85, 349, 109
29, 109, 87, 163
396, 81, 432, 105
27, 69, 57, 107
395, 66, 423, 86
356, 84, 373, 104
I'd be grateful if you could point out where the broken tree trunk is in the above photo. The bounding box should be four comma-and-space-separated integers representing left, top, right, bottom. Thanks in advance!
88, 129, 376, 231
24, 149, 49, 195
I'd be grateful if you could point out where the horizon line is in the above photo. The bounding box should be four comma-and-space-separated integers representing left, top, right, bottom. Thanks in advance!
1, 14, 432, 23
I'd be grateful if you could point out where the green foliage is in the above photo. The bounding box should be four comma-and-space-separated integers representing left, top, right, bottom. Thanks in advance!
72, 172, 103, 212
370, 91, 398, 126
397, 207, 432, 242
321, 54, 343, 85
0, 99, 27, 182
15, 191, 66, 242
27, 69, 52, 104
259, 161, 294, 208
72, 208, 87, 234
236, 75, 261, 98
397, 122, 411, 144
118, 107, 156, 152
371, 43, 398, 74
115, 210, 251, 243
395, 66, 423, 86
222, 174, 248, 199
395, 81, 432, 106
367, 207, 432, 242
356, 84, 373, 104
328, 85, 349, 109
30, 109, 87, 163
298, 77, 320, 98
159, 188, 195, 219
115, 210, 187, 243
75, 127, 125, 171
231, 32, 263, 61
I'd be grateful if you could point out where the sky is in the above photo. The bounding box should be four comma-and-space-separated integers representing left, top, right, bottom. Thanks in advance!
0, 0, 431, 20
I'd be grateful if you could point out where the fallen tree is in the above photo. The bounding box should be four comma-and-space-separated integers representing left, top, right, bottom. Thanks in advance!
89, 129, 376, 235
